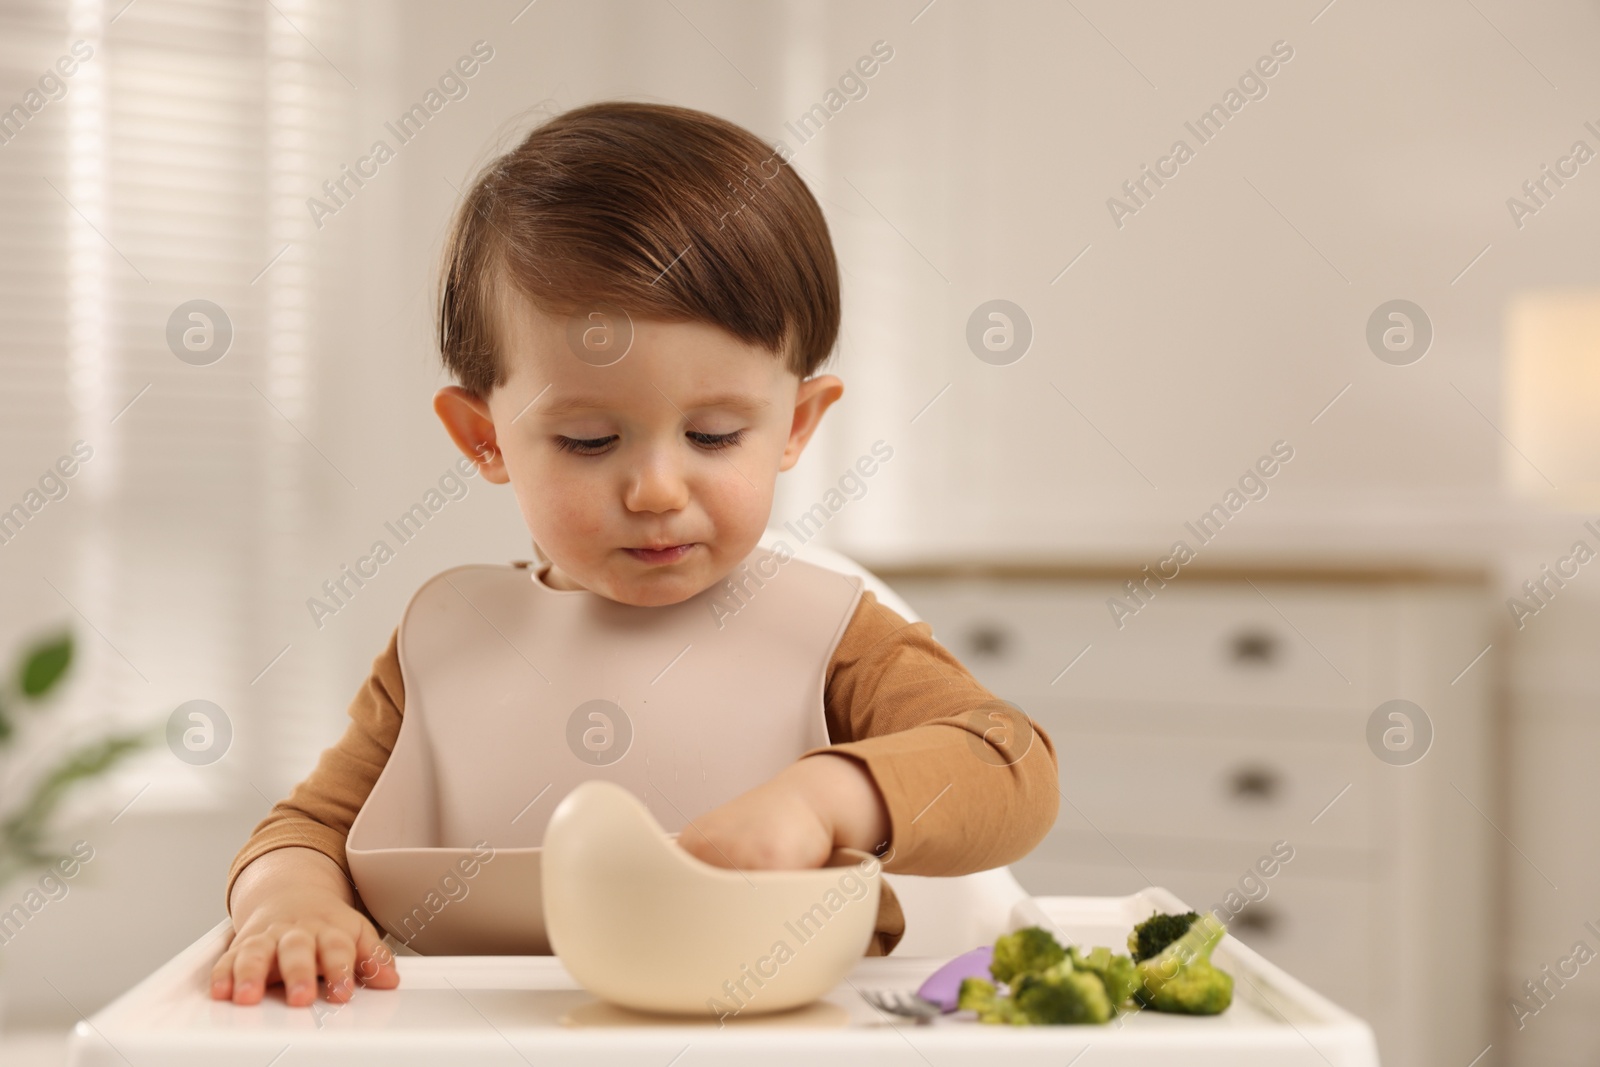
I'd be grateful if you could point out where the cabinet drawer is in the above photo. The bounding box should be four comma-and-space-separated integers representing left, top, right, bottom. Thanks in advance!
1052, 728, 1373, 850
896, 578, 1378, 711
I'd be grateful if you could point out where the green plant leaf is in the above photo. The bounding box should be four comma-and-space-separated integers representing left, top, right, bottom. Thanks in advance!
19, 633, 73, 698
0, 726, 158, 868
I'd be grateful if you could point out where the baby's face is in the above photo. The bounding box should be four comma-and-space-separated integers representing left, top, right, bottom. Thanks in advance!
437, 294, 839, 607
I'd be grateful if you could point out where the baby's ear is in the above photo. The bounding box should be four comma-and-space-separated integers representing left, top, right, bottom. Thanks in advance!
433, 386, 508, 483
780, 374, 844, 472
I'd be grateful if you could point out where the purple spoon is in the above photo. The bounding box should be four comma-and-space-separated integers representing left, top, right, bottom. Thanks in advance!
916, 945, 995, 1012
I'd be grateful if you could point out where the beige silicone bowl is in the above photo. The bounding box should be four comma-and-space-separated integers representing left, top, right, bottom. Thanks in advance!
542, 779, 883, 1017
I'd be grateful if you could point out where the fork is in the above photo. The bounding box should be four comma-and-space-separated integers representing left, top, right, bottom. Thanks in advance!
858, 988, 943, 1025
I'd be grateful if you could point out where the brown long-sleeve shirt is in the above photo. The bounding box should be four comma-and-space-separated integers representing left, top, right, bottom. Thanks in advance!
227, 584, 1059, 956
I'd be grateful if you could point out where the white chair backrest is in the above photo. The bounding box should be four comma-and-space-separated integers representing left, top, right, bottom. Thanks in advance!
756, 528, 1031, 956
756, 529, 921, 621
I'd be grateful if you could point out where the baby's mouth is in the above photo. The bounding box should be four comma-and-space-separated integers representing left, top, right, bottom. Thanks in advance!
623, 543, 696, 565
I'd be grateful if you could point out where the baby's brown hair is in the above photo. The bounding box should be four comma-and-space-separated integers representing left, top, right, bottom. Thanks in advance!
437, 100, 841, 397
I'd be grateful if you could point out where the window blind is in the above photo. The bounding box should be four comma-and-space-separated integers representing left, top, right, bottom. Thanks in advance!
0, 0, 354, 815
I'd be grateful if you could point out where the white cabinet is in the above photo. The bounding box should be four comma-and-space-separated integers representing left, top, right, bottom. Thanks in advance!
887, 571, 1496, 1067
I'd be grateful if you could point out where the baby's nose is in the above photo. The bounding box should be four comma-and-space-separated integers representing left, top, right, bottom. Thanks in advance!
624, 453, 690, 513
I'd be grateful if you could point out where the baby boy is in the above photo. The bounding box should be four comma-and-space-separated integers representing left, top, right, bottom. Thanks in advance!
212, 100, 1058, 1008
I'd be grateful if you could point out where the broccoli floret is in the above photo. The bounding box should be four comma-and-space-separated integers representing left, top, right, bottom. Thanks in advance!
1067, 945, 1139, 1008
1128, 909, 1200, 962
1013, 961, 1114, 1024
989, 925, 1067, 985
1133, 911, 1234, 1015
958, 976, 1027, 1025
1140, 961, 1233, 1015
961, 923, 1206, 1025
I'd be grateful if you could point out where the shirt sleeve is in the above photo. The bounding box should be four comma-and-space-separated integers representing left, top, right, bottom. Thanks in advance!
224, 626, 404, 923
803, 588, 1060, 878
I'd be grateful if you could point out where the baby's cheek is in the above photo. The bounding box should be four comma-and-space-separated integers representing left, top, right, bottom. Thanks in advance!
512, 469, 594, 544
710, 465, 774, 533
541, 497, 606, 549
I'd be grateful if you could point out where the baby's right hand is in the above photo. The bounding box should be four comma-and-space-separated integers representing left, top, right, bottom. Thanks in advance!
210, 886, 399, 1007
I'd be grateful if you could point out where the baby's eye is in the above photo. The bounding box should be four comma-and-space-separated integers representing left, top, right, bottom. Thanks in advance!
554, 435, 617, 456
687, 429, 745, 450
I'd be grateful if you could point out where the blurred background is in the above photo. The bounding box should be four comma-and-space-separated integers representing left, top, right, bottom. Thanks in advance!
1, 0, 1597, 1064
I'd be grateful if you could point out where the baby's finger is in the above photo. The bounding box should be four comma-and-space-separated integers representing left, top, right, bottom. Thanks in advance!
353, 923, 400, 989
673, 825, 723, 867
316, 928, 358, 1002
209, 948, 236, 1000
228, 934, 279, 1005
275, 927, 320, 1007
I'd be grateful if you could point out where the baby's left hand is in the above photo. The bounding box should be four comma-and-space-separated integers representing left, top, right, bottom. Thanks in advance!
674, 753, 889, 872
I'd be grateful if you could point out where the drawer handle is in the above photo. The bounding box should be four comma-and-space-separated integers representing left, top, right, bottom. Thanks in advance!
1228, 765, 1282, 802
1232, 906, 1280, 937
965, 622, 1011, 659
1230, 629, 1279, 665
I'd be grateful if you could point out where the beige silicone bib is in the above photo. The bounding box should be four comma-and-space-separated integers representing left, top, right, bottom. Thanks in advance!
346, 543, 864, 955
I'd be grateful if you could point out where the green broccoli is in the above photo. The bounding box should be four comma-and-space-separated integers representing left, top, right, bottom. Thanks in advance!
955, 913, 1236, 1024
1130, 910, 1234, 1015
957, 976, 1027, 1024
958, 928, 1140, 1025
1127, 909, 1200, 962
1012, 961, 1114, 1024
1068, 945, 1139, 1008
989, 925, 1067, 985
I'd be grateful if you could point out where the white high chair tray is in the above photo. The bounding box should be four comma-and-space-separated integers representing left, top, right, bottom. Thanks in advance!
67, 887, 1379, 1067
